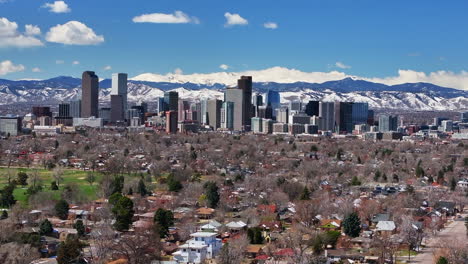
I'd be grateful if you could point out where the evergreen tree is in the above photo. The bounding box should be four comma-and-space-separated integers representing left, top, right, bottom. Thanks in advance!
57, 238, 83, 264
204, 181, 220, 208
55, 199, 69, 220
167, 174, 183, 192
374, 171, 381, 181
153, 208, 174, 238
299, 186, 311, 200
343, 212, 361, 238
110, 175, 125, 194
0, 210, 8, 219
51, 181, 59, 190
436, 256, 448, 264
73, 220, 85, 237
247, 227, 264, 244
137, 179, 148, 196
0, 183, 16, 208
39, 219, 53, 235
351, 176, 361, 186
450, 177, 457, 191
112, 195, 134, 231
17, 172, 28, 186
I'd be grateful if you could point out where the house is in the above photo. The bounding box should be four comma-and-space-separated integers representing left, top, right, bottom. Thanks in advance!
225, 220, 247, 231
246, 244, 265, 259
375, 221, 396, 236
434, 201, 457, 216
319, 219, 342, 231
172, 232, 222, 264
195, 208, 215, 219
350, 237, 372, 249
371, 213, 390, 226
200, 220, 222, 232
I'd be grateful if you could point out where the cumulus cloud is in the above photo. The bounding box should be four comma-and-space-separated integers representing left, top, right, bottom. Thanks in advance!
0, 60, 25, 75
42, 1, 71, 13
103, 65, 112, 71
263, 22, 278, 29
72, 61, 79, 65
335, 62, 351, 69
46, 21, 104, 45
133, 11, 199, 24
219, 64, 230, 70
25, 25, 41, 36
0, 17, 44, 47
173, 68, 183, 75
224, 12, 248, 27
32, 67, 41, 72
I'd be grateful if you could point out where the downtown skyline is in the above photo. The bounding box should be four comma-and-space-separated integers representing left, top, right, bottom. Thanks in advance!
1, 0, 468, 90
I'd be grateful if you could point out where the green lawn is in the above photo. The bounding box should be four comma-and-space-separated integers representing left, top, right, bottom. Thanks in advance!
0, 167, 102, 206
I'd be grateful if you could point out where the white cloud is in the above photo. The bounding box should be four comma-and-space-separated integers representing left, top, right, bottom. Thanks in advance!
72, 61, 79, 65
335, 62, 351, 69
0, 60, 25, 75
32, 67, 41, 72
0, 17, 44, 47
55, 60, 64, 64
219, 64, 229, 70
173, 68, 183, 75
133, 11, 199, 24
42, 1, 71, 13
46, 21, 104, 45
263, 22, 278, 29
224, 12, 248, 27
25, 25, 41, 36
103, 65, 112, 71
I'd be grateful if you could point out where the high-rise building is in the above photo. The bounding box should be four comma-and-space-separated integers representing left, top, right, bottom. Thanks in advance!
111, 73, 128, 114
32, 106, 52, 118
334, 102, 353, 134
251, 117, 263, 133
58, 103, 70, 117
319, 102, 334, 132
352, 102, 369, 125
178, 100, 190, 121
111, 95, 124, 123
289, 101, 302, 112
200, 100, 208, 125
70, 100, 81, 118
252, 93, 263, 117
441, 120, 453, 132
265, 90, 280, 115
379, 115, 398, 132
238, 76, 253, 130
157, 97, 167, 113
305, 101, 320, 117
207, 99, 222, 129
221, 101, 234, 130
433, 117, 449, 127
225, 87, 244, 131
0, 116, 22, 136
166, 111, 178, 133
99, 108, 111, 124
164, 91, 179, 112
276, 108, 289, 124
81, 71, 99, 118
258, 105, 273, 119
461, 111, 468, 123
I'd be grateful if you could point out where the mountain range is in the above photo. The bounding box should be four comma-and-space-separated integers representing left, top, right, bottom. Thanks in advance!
0, 73, 467, 111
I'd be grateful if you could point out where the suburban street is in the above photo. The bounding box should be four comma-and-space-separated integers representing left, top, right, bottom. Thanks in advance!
401, 213, 467, 264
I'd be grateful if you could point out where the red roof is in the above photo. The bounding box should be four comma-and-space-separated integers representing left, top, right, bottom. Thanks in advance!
257, 204, 277, 214
256, 255, 269, 260
275, 248, 294, 257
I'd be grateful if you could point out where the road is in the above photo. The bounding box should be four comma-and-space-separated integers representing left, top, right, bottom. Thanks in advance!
402, 214, 467, 264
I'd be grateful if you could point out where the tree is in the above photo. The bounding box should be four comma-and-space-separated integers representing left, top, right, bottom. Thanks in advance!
39, 219, 53, 235
323, 230, 341, 248
0, 183, 16, 208
247, 227, 264, 244
204, 181, 220, 208
85, 173, 96, 186
465, 216, 468, 235
217, 234, 249, 264
112, 195, 134, 231
374, 170, 381, 181
137, 179, 148, 196
74, 220, 85, 237
436, 256, 448, 264
351, 175, 361, 186
51, 181, 59, 190
17, 172, 28, 186
167, 174, 183, 192
450, 177, 457, 191
153, 208, 174, 238
53, 166, 65, 188
110, 175, 125, 194
0, 210, 8, 219
343, 212, 361, 238
57, 238, 83, 264
55, 199, 70, 220
299, 186, 311, 200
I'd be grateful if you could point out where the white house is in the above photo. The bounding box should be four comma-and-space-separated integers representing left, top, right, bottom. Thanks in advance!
173, 232, 222, 264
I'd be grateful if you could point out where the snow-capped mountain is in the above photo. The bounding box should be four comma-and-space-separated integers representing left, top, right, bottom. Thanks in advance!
0, 75, 467, 111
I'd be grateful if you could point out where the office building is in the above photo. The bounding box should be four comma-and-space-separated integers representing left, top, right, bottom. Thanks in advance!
206, 99, 222, 129
39, 116, 52, 126
81, 71, 99, 118
225, 87, 244, 131
0, 116, 22, 136
262, 119, 274, 134
257, 105, 273, 119
379, 115, 398, 132
166, 111, 178, 134
276, 108, 289, 124
70, 100, 81, 118
99, 108, 111, 124
334, 102, 368, 134
305, 124, 319, 134
157, 97, 167, 113
251, 117, 263, 133
291, 114, 311, 125
178, 100, 190, 121
111, 73, 128, 115
305, 101, 320, 116
319, 102, 334, 132
265, 90, 281, 114
73, 117, 103, 127
441, 120, 453, 132
58, 103, 70, 117
200, 100, 208, 125
238, 76, 253, 130
288, 123, 305, 135
111, 95, 124, 123
221, 101, 234, 130
433, 117, 449, 127
32, 106, 52, 118
289, 101, 303, 112
253, 93, 263, 117
461, 111, 468, 123
164, 91, 179, 112
272, 123, 289, 134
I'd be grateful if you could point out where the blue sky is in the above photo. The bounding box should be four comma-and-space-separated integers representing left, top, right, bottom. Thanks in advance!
1, 0, 468, 83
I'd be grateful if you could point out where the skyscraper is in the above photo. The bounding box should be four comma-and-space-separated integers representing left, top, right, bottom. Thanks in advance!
164, 91, 179, 111
461, 111, 468, 123
58, 103, 70, 117
81, 71, 99, 118
238, 76, 253, 130
225, 87, 244, 131
252, 93, 263, 117
110, 95, 124, 123
178, 100, 190, 121
111, 73, 128, 113
265, 90, 281, 115
70, 100, 81, 118
157, 97, 167, 113
166, 111, 178, 133
221, 101, 234, 130
207, 99, 222, 129
319, 102, 334, 131
305, 101, 320, 116
379, 115, 398, 132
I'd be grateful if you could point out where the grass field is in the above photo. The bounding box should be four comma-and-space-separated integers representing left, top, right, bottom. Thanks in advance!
0, 167, 102, 207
